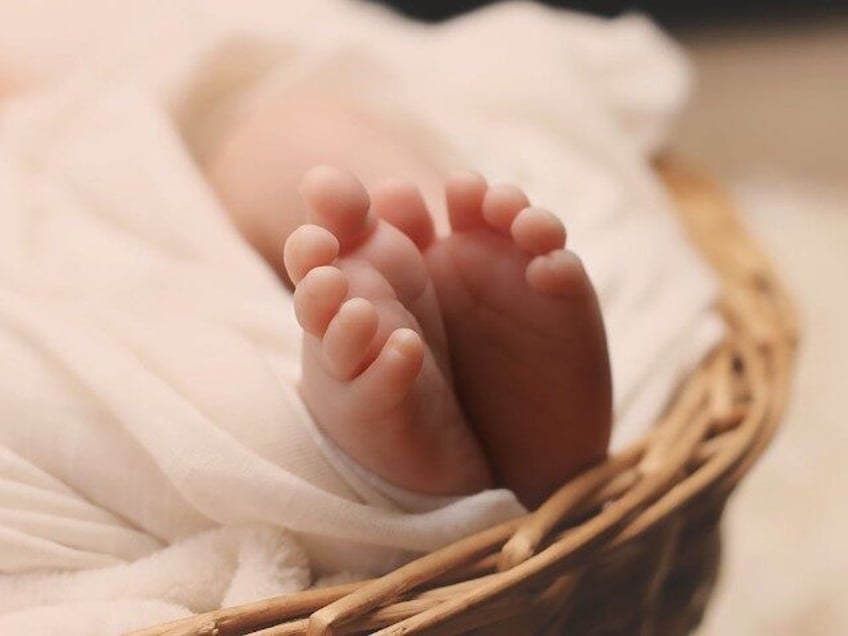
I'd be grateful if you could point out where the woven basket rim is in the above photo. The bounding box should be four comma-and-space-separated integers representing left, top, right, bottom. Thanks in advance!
131, 158, 798, 636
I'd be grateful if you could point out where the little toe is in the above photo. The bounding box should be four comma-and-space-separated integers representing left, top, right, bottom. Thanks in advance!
482, 184, 530, 235
445, 170, 488, 232
322, 298, 380, 379
352, 328, 424, 416
300, 166, 376, 249
293, 265, 349, 335
283, 224, 340, 285
371, 179, 436, 250
526, 250, 589, 297
511, 207, 567, 255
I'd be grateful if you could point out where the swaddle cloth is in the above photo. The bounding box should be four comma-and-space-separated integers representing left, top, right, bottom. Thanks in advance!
0, 1, 723, 633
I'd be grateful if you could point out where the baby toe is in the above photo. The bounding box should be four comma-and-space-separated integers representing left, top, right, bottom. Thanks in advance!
293, 265, 349, 335
482, 183, 530, 235
526, 250, 589, 297
370, 179, 436, 250
445, 170, 488, 232
322, 298, 380, 379
300, 166, 376, 248
511, 207, 567, 255
351, 328, 424, 416
283, 224, 340, 284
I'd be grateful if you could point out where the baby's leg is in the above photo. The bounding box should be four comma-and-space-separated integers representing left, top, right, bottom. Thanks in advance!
205, 91, 446, 284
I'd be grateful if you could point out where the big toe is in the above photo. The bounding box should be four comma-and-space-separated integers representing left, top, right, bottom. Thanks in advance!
370, 178, 436, 250
300, 166, 376, 248
299, 167, 431, 305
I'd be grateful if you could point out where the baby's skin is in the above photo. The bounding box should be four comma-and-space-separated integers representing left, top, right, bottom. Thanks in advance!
208, 92, 612, 507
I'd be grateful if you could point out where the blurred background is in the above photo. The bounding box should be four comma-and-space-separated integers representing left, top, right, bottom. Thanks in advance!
377, 0, 841, 25
378, 1, 848, 634
673, 17, 847, 636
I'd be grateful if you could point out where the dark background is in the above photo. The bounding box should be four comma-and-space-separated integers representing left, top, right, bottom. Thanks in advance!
371, 0, 845, 27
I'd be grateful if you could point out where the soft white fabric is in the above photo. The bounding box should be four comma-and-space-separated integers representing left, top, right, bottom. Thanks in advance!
0, 0, 723, 633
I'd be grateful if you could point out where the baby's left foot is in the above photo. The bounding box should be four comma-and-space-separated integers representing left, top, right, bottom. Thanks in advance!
283, 167, 491, 496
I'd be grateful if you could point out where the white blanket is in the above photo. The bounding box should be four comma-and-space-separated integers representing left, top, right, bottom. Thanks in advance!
0, 1, 723, 633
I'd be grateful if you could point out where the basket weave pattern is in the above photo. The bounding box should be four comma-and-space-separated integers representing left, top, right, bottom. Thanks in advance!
132, 160, 797, 636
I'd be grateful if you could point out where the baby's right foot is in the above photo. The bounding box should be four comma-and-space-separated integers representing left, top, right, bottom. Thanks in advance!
377, 172, 613, 508
284, 167, 491, 496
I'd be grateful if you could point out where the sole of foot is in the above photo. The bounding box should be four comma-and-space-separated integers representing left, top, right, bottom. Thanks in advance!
377, 170, 613, 508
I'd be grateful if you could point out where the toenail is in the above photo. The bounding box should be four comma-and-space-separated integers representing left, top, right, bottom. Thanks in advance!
389, 328, 421, 355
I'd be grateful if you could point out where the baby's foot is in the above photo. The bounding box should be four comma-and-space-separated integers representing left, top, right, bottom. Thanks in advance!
381, 172, 613, 507
283, 167, 491, 496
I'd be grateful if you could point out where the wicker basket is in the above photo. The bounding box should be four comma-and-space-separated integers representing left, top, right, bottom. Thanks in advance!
131, 158, 797, 636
